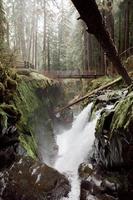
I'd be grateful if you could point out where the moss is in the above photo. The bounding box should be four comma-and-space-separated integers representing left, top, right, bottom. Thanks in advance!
19, 134, 38, 159
111, 91, 133, 135
85, 76, 115, 93
12, 72, 60, 159
82, 75, 125, 108
94, 90, 133, 168
95, 109, 112, 138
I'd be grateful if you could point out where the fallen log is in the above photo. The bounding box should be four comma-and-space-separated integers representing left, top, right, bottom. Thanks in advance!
71, 0, 132, 85
57, 76, 122, 113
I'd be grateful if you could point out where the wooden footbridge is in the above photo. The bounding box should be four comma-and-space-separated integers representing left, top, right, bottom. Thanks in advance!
15, 61, 104, 79
43, 70, 104, 79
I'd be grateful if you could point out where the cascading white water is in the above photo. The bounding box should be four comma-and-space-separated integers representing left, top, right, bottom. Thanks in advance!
54, 103, 100, 200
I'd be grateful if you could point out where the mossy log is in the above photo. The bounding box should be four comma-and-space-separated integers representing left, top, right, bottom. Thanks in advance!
57, 76, 123, 113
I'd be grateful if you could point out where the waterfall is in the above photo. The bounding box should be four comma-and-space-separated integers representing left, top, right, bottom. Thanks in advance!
54, 103, 100, 200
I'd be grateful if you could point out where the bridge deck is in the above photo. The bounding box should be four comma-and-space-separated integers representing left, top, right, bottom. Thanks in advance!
45, 74, 104, 79
43, 70, 105, 79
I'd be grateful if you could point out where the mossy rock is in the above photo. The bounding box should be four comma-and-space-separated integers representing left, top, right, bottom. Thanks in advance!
19, 134, 38, 159
12, 73, 61, 159
95, 91, 133, 168
110, 91, 133, 136
0, 108, 8, 131
6, 76, 17, 91
7, 69, 18, 81
0, 82, 5, 103
95, 109, 114, 139
0, 104, 21, 124
0, 82, 5, 95
0, 104, 21, 131
4, 90, 14, 104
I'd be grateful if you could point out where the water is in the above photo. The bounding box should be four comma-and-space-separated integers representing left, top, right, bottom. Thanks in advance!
54, 103, 100, 200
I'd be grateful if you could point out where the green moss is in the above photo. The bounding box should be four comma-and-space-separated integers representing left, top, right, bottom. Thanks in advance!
12, 72, 60, 158
85, 76, 115, 93
95, 91, 133, 142
19, 134, 38, 159
111, 91, 133, 135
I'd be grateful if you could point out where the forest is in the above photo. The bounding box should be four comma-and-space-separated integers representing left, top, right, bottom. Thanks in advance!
0, 0, 133, 200
1, 0, 133, 73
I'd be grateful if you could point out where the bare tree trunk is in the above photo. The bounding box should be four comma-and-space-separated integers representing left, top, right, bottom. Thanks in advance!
43, 0, 47, 68
28, 28, 32, 62
28, 10, 35, 63
47, 35, 50, 71
35, 13, 38, 69
84, 28, 89, 72
6, 22, 10, 48
118, 13, 121, 54
32, 28, 35, 66
125, 1, 130, 57
71, 0, 132, 85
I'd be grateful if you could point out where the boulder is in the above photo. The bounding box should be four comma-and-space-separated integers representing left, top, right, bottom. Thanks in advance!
0, 156, 70, 200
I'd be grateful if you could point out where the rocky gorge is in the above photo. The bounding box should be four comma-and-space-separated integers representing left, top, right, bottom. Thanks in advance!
79, 86, 133, 200
0, 63, 133, 200
0, 65, 70, 200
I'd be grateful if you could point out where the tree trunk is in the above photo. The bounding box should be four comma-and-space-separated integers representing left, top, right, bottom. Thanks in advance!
47, 35, 50, 71
71, 0, 132, 85
125, 1, 130, 57
43, 0, 47, 68
6, 22, 10, 48
35, 13, 38, 69
84, 27, 89, 72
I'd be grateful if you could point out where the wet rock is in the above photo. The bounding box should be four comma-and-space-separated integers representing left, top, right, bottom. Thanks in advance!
80, 165, 127, 200
96, 109, 114, 138
0, 147, 16, 169
79, 163, 93, 179
0, 156, 70, 200
94, 91, 133, 169
101, 177, 122, 195
81, 90, 133, 200
95, 90, 123, 104
128, 169, 133, 184
0, 125, 19, 169
96, 194, 118, 200
120, 193, 133, 200
80, 168, 103, 200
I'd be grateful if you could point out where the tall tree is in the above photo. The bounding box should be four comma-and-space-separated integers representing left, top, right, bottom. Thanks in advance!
42, 0, 47, 68
0, 0, 6, 52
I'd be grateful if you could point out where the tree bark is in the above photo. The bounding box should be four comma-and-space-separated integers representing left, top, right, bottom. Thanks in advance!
71, 0, 132, 85
125, 1, 130, 57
